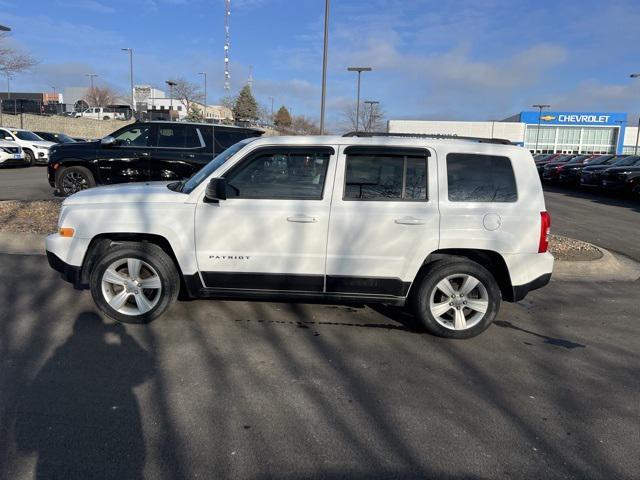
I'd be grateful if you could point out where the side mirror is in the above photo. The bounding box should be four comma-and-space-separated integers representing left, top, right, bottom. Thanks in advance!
4, 136, 12, 141
100, 135, 116, 146
204, 177, 227, 203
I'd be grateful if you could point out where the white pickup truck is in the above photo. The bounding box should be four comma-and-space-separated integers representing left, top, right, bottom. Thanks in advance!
76, 107, 125, 121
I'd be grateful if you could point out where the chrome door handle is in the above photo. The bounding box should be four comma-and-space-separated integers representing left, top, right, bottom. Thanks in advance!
395, 216, 425, 225
287, 215, 317, 223
185, 154, 196, 158
137, 151, 149, 157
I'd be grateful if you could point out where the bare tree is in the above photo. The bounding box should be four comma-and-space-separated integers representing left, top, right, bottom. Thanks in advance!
84, 85, 120, 107
168, 78, 203, 114
278, 115, 321, 135
0, 32, 38, 80
341, 101, 386, 133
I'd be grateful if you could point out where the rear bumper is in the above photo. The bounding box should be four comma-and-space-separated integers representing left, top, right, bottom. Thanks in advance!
512, 273, 552, 302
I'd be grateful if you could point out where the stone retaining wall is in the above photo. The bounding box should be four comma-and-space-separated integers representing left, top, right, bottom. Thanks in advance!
0, 113, 133, 139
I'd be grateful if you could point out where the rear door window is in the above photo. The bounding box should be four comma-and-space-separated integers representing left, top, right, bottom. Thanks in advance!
344, 147, 428, 201
447, 153, 517, 202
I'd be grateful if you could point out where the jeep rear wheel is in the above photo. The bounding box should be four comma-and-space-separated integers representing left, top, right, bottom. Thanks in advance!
90, 242, 180, 324
56, 166, 96, 196
412, 259, 501, 338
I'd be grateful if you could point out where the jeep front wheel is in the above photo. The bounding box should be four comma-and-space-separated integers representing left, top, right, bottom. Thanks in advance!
412, 259, 501, 339
56, 166, 96, 196
90, 242, 180, 324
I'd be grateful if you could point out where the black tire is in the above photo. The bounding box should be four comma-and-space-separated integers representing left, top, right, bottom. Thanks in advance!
90, 242, 180, 324
411, 259, 501, 339
55, 165, 96, 196
24, 149, 35, 166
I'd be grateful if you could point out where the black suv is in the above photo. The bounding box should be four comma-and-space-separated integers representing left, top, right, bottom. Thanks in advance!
48, 121, 263, 196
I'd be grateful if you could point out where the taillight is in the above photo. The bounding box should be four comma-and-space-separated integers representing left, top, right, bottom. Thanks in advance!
539, 211, 551, 253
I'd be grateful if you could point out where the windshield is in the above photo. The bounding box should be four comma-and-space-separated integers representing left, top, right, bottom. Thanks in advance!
615, 156, 640, 167
15, 130, 44, 141
181, 138, 256, 194
55, 133, 76, 143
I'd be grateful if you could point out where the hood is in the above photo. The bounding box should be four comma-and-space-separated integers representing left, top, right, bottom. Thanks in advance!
63, 182, 187, 206
52, 140, 100, 150
602, 165, 640, 174
31, 140, 55, 148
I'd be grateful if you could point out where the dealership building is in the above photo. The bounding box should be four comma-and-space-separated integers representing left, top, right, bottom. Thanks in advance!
388, 111, 639, 155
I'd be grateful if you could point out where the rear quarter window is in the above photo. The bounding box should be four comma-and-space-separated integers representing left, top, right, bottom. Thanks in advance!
447, 153, 517, 202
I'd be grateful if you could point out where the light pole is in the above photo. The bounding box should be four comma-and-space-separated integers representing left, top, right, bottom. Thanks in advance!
269, 96, 274, 121
199, 72, 207, 121
122, 48, 134, 115
347, 66, 372, 133
631, 74, 640, 154
363, 100, 379, 132
532, 104, 551, 153
319, 0, 330, 134
165, 80, 177, 120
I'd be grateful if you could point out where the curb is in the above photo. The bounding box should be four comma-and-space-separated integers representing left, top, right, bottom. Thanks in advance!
0, 232, 45, 255
553, 246, 640, 282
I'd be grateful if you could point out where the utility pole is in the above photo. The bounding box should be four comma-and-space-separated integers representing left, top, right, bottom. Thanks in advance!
532, 104, 551, 153
269, 96, 274, 121
631, 74, 640, 154
121, 48, 134, 116
224, 0, 231, 91
165, 80, 177, 120
199, 72, 207, 120
347, 67, 372, 133
85, 73, 98, 90
319, 0, 330, 134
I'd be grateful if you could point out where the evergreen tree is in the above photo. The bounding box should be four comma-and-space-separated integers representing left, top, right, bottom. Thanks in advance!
274, 105, 292, 128
232, 85, 258, 121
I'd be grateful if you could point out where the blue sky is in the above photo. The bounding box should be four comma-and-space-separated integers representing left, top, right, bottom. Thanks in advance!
3, 0, 640, 130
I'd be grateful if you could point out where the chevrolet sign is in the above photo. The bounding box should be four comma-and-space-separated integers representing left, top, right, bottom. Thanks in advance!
522, 111, 624, 126
557, 114, 610, 123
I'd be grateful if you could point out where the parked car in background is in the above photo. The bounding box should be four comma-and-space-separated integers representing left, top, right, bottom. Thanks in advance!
48, 121, 264, 196
0, 127, 55, 166
536, 154, 574, 178
558, 155, 615, 185
75, 107, 125, 120
45, 134, 553, 338
33, 131, 77, 144
600, 157, 640, 195
0, 140, 26, 168
542, 155, 590, 183
580, 156, 639, 188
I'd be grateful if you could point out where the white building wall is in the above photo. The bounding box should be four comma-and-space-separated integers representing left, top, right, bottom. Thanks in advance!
388, 119, 525, 144
623, 126, 639, 152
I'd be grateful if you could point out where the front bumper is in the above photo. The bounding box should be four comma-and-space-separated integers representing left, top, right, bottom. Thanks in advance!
601, 179, 628, 191
45, 233, 91, 286
0, 155, 29, 167
47, 250, 82, 285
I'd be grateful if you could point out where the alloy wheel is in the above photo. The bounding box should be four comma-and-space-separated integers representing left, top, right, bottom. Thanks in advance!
61, 171, 90, 195
429, 274, 489, 330
101, 258, 162, 316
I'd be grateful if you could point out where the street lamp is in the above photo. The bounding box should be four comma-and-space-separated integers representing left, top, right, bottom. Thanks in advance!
121, 48, 134, 115
631, 74, 640, 154
363, 100, 379, 132
165, 80, 177, 120
347, 66, 372, 133
532, 104, 551, 153
319, 0, 330, 134
199, 72, 207, 121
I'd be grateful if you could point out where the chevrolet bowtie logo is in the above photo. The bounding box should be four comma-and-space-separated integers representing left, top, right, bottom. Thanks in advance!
540, 115, 556, 121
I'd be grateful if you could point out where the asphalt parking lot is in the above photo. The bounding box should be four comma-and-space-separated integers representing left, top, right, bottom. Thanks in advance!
1, 167, 639, 479
0, 166, 53, 201
1, 253, 639, 480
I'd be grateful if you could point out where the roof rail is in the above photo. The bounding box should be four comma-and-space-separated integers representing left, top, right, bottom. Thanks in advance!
342, 131, 513, 145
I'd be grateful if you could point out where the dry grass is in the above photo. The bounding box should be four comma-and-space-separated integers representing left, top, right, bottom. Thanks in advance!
0, 200, 61, 235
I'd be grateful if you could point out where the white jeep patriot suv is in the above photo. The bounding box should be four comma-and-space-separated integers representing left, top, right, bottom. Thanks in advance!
46, 134, 553, 338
